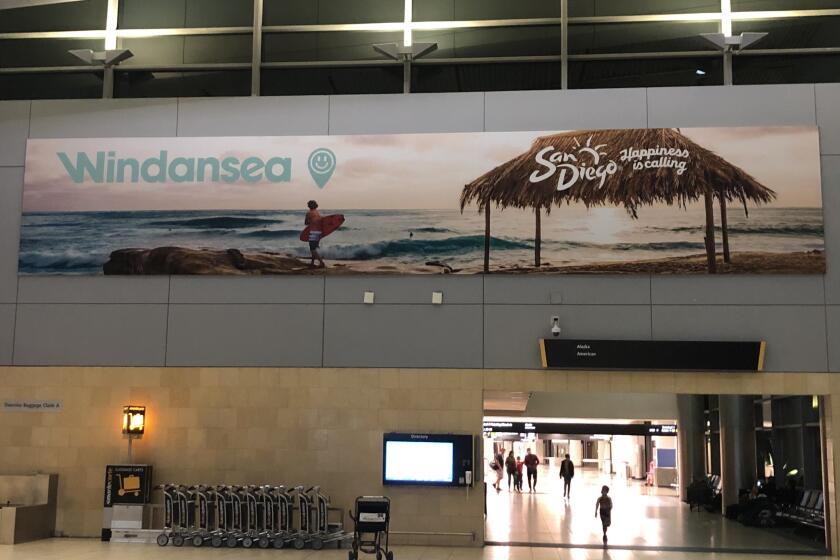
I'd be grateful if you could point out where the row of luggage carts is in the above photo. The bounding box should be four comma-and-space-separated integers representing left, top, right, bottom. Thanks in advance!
154, 484, 346, 549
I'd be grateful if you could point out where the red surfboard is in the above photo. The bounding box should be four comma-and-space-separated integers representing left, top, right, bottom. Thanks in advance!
299, 214, 345, 242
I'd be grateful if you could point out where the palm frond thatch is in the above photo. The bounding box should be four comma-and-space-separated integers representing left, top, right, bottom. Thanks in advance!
460, 128, 776, 216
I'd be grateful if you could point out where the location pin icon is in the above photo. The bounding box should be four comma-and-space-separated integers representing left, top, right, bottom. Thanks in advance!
307, 148, 336, 189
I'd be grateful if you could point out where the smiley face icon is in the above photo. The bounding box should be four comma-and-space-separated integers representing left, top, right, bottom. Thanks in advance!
307, 148, 336, 188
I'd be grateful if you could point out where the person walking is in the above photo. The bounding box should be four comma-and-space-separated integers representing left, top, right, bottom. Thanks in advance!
523, 448, 540, 492
560, 453, 575, 498
505, 450, 517, 491
515, 456, 524, 493
595, 485, 613, 546
491, 450, 504, 491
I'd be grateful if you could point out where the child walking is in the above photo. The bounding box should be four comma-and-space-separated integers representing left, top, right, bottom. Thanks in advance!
514, 456, 524, 492
595, 485, 613, 546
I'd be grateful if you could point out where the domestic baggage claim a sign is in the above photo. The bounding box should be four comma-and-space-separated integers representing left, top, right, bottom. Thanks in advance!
538, 339, 766, 372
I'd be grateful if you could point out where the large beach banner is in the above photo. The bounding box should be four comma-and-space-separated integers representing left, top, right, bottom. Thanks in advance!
19, 126, 824, 276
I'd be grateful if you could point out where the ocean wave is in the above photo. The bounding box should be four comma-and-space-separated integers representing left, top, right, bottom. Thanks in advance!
611, 241, 706, 251
318, 235, 532, 260
412, 227, 454, 233
652, 224, 823, 236
240, 229, 301, 239
18, 249, 105, 271
149, 216, 279, 229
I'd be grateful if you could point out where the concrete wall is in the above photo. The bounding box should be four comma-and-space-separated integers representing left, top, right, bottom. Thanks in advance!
0, 366, 484, 542
520, 392, 679, 420
0, 84, 838, 372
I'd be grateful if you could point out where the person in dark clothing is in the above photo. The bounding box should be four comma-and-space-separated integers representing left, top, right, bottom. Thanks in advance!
491, 451, 504, 491
505, 451, 517, 491
523, 448, 540, 492
559, 453, 575, 498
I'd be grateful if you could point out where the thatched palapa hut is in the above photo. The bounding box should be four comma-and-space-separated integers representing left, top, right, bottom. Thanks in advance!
460, 128, 776, 273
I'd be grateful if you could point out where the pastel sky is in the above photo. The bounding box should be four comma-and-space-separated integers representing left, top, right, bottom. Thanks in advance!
21, 126, 822, 212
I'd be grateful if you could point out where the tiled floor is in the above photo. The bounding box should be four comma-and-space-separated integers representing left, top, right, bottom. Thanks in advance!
485, 465, 825, 553
0, 539, 830, 560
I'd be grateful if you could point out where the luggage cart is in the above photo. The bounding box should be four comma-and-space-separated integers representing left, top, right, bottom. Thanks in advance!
209, 486, 229, 548
271, 485, 299, 549
155, 484, 193, 547
294, 486, 347, 550
155, 484, 182, 546
225, 486, 247, 548
348, 496, 393, 560
189, 485, 213, 547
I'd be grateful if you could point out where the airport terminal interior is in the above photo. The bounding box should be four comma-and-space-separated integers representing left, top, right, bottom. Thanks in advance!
2, 1, 840, 560
482, 392, 827, 554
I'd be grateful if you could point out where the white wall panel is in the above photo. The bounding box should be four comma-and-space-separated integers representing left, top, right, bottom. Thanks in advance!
0, 101, 30, 167
648, 84, 816, 128
29, 99, 178, 138
484, 88, 647, 132
13, 304, 168, 366
328, 92, 484, 135
0, 167, 23, 303
816, 83, 840, 156
177, 96, 329, 136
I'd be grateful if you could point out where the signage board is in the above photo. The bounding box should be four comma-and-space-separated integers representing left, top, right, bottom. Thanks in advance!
103, 464, 153, 506
539, 339, 765, 371
3, 400, 62, 411
482, 421, 678, 436
19, 127, 823, 276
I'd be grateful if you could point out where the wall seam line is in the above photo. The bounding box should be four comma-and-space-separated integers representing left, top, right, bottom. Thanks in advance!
482, 92, 486, 132
825, 273, 831, 372
645, 88, 649, 128
327, 96, 331, 135
812, 83, 818, 126
163, 275, 171, 366
11, 101, 27, 365
321, 276, 326, 367
10, 300, 19, 366
2, 302, 825, 307
482, 274, 487, 369
649, 273, 653, 339
175, 98, 181, 137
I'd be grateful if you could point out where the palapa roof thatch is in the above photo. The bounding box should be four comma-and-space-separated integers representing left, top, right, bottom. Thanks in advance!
460, 128, 776, 217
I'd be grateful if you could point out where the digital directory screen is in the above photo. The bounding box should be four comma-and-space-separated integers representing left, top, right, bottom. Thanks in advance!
383, 440, 454, 484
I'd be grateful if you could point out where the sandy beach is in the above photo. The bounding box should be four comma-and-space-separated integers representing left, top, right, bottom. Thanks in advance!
102, 247, 825, 275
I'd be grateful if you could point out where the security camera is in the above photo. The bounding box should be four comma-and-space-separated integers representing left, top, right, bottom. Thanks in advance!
550, 316, 561, 337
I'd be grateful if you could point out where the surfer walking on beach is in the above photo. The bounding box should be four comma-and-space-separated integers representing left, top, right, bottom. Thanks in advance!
305, 200, 326, 268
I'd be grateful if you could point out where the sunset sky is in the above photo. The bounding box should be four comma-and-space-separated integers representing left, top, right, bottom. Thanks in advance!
22, 126, 823, 212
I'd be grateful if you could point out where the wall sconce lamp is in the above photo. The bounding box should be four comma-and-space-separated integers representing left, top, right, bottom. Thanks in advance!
122, 405, 145, 463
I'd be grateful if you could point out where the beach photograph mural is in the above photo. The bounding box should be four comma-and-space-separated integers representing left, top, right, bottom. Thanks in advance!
18, 127, 824, 275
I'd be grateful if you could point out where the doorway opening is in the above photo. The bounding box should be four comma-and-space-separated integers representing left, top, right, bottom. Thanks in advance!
482, 391, 827, 555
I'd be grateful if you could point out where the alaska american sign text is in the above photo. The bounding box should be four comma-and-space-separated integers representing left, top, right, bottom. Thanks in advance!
19, 127, 824, 276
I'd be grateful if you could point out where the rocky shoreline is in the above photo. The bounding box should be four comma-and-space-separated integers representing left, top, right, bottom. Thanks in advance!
102, 246, 825, 275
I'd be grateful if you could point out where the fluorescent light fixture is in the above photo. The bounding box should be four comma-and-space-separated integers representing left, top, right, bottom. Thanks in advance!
721, 0, 732, 37
0, 0, 82, 8
695, 69, 706, 75
403, 0, 412, 47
